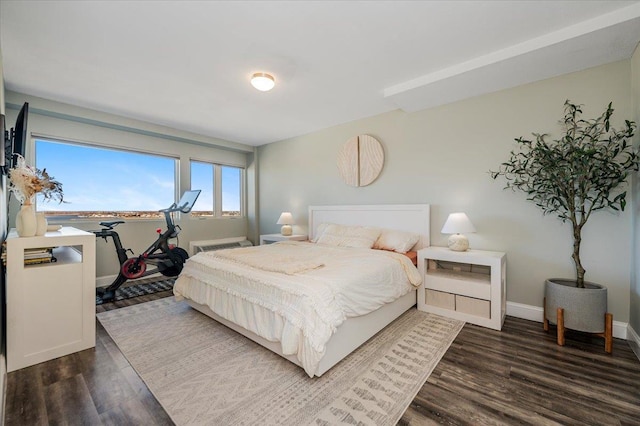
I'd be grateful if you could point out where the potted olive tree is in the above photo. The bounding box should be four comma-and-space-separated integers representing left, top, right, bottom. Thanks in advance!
490, 100, 639, 351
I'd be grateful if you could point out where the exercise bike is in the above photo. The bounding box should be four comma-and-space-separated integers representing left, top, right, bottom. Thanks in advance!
93, 190, 201, 302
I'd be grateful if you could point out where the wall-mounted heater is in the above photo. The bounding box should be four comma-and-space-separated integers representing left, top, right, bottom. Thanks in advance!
189, 237, 253, 255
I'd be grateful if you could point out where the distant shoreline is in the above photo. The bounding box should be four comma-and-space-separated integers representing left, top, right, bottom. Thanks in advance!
39, 211, 241, 219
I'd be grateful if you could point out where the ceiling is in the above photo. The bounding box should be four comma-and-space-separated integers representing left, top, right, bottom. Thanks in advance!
2, 1, 640, 147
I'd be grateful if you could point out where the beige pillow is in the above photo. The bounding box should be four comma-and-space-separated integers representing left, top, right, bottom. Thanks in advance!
373, 229, 420, 253
316, 224, 381, 249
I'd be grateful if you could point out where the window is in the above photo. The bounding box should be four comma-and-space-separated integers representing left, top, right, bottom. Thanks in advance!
190, 161, 214, 217
190, 160, 243, 217
222, 165, 242, 216
35, 139, 177, 219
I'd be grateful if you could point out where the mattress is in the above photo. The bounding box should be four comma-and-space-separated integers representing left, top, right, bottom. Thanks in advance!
173, 241, 422, 376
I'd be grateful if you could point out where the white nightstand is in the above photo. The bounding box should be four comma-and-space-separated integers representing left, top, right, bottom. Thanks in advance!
259, 234, 307, 245
417, 246, 506, 330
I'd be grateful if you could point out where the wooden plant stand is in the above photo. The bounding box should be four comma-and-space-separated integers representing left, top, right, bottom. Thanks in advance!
543, 297, 613, 354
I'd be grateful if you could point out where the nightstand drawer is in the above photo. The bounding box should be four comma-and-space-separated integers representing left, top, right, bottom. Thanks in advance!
426, 273, 491, 300
456, 295, 491, 319
425, 289, 455, 310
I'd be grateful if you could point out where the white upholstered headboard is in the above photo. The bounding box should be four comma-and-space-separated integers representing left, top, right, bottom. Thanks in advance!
308, 204, 430, 250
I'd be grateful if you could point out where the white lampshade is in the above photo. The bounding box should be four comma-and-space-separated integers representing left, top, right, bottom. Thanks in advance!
441, 212, 476, 234
251, 72, 275, 91
277, 212, 294, 236
441, 212, 476, 251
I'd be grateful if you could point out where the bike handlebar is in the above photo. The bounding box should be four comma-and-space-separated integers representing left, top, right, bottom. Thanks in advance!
159, 190, 201, 214
159, 200, 197, 214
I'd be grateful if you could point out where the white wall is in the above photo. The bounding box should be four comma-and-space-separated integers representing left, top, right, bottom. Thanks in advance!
630, 43, 640, 351
258, 60, 635, 323
0, 42, 7, 426
4, 91, 254, 279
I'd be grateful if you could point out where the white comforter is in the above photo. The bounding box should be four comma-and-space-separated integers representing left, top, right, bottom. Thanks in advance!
173, 241, 422, 376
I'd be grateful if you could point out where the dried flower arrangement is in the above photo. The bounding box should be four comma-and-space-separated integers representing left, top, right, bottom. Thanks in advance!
8, 154, 64, 205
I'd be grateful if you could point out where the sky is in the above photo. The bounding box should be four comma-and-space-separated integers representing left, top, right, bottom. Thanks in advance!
34, 139, 240, 213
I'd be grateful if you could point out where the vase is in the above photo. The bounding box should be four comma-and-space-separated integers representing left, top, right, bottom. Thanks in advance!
544, 278, 608, 333
16, 204, 37, 237
35, 212, 48, 236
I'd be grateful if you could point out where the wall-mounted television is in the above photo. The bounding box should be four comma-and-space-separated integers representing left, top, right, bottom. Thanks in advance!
10, 102, 29, 167
3, 102, 29, 173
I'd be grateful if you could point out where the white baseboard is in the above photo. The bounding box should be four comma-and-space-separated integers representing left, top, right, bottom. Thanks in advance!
627, 324, 640, 362
506, 301, 628, 340
506, 301, 544, 322
96, 274, 117, 288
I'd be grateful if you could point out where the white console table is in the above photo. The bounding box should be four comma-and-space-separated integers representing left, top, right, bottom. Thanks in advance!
5, 227, 96, 372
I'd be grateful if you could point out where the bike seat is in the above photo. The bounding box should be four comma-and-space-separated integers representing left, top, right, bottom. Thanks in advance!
99, 220, 125, 229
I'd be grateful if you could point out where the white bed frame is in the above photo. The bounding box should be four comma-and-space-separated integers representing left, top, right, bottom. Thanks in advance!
186, 204, 430, 376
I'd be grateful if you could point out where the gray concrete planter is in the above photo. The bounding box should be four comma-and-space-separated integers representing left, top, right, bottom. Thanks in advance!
544, 278, 608, 333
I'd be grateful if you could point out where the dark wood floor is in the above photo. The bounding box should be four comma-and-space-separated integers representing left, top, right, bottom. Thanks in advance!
400, 318, 640, 425
5, 290, 640, 425
5, 290, 175, 426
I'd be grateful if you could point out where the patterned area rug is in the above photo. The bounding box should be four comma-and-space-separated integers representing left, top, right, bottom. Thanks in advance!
95, 277, 175, 305
97, 298, 464, 425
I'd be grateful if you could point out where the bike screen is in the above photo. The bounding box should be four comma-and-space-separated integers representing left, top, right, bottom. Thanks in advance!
176, 190, 201, 213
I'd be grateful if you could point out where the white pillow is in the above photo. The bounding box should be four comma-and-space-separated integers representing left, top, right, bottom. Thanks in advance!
311, 222, 330, 243
316, 224, 381, 249
373, 229, 421, 253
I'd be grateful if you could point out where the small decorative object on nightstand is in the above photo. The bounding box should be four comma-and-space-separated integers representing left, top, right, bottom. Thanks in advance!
417, 246, 506, 330
260, 234, 307, 245
277, 212, 294, 236
441, 212, 476, 251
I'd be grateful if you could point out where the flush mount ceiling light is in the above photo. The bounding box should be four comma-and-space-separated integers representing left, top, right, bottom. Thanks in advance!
251, 72, 275, 91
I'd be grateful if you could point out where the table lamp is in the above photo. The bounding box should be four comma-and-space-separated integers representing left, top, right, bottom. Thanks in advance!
277, 212, 294, 236
441, 212, 476, 251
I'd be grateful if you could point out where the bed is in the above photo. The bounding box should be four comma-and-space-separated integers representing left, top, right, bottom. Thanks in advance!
174, 204, 430, 377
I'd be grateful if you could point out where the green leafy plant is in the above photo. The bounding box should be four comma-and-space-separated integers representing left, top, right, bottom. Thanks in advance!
490, 100, 639, 288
